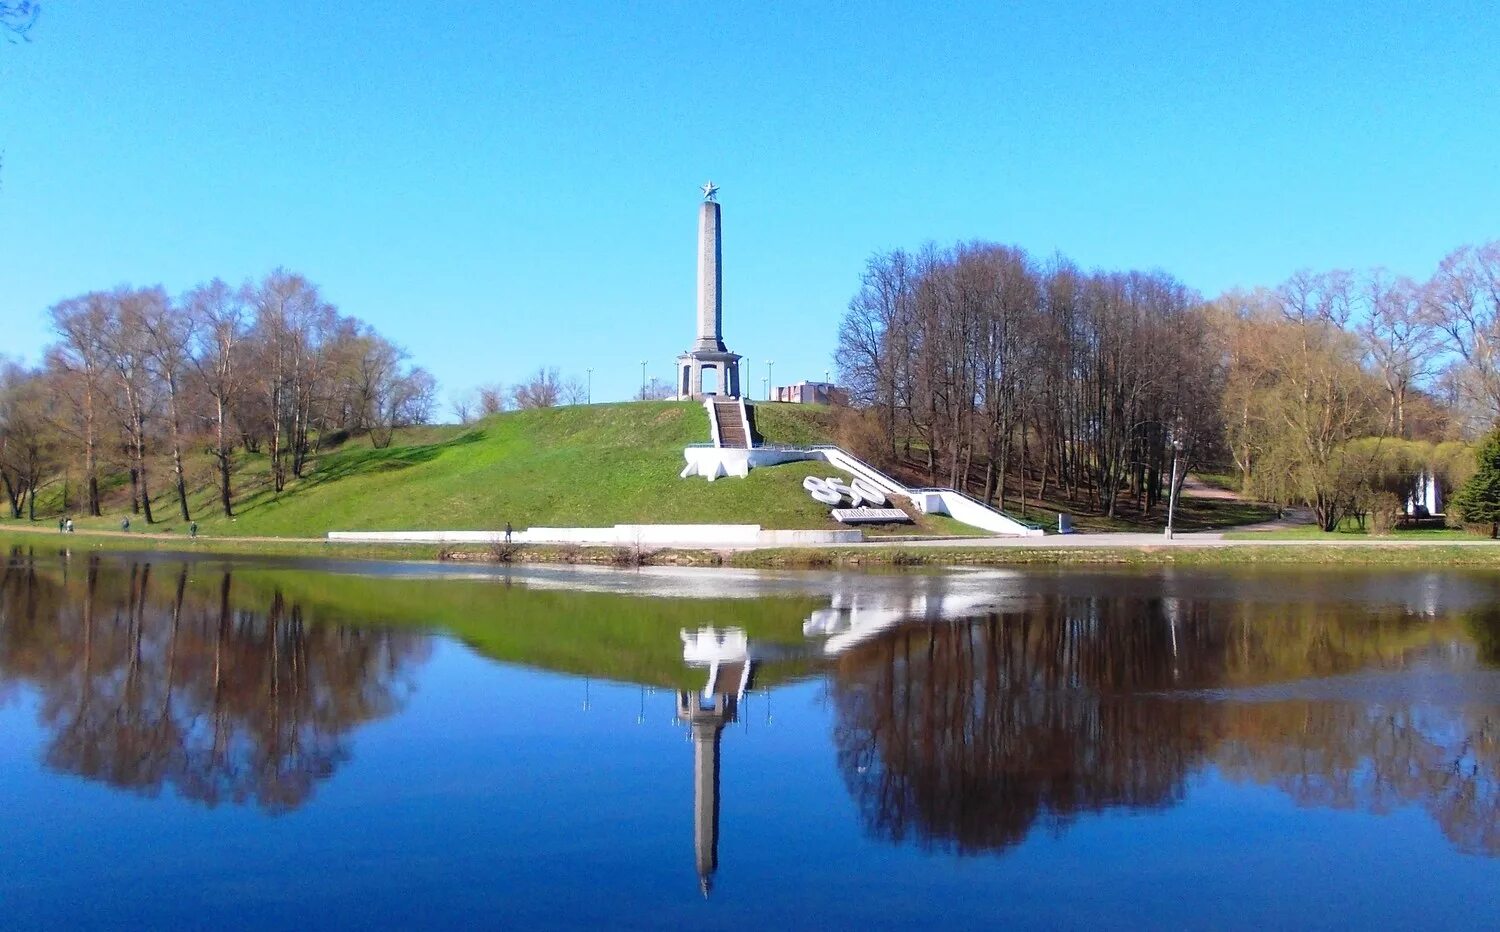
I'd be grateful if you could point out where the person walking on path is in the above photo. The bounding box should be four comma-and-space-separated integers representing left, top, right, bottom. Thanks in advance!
65, 518, 74, 533
505, 522, 513, 544
189, 521, 198, 538
121, 516, 131, 532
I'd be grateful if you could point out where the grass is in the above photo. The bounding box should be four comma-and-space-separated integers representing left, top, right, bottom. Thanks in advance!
1225, 516, 1478, 541
0, 400, 1273, 542
749, 402, 840, 446
5, 402, 857, 537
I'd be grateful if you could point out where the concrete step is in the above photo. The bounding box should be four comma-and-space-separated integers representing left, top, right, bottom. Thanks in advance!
713, 400, 749, 449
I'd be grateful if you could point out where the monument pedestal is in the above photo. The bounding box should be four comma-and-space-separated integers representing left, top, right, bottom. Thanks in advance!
677, 350, 741, 399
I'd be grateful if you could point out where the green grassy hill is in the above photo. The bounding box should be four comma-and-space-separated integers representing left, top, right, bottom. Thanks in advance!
10, 401, 872, 537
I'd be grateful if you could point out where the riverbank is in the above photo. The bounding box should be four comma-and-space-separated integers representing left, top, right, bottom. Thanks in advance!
4, 524, 1499, 569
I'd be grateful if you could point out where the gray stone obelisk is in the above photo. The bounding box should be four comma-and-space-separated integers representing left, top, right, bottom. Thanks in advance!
677, 181, 741, 399
694, 199, 725, 353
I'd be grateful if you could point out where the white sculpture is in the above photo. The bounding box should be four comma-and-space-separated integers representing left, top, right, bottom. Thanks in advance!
803, 475, 888, 508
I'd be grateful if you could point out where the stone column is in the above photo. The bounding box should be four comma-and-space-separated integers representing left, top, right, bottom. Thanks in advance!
695, 201, 725, 353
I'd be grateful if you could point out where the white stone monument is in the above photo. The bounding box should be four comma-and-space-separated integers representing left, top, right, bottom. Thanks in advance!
677, 181, 742, 399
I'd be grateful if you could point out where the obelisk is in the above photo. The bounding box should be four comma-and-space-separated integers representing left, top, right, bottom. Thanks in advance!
676, 181, 741, 399
694, 196, 725, 352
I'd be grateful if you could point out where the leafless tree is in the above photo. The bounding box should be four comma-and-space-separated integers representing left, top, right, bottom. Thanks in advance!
0, 2, 38, 42
512, 367, 561, 410
477, 383, 507, 416
560, 376, 589, 406
449, 391, 476, 425
635, 377, 674, 401
1428, 241, 1500, 428
1357, 270, 1439, 437
47, 292, 112, 516
186, 279, 249, 517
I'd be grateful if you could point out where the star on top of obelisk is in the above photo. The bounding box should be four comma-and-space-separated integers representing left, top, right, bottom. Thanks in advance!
701, 180, 719, 202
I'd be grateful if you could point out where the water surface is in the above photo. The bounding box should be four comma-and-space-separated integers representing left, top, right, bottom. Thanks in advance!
1, 546, 1497, 929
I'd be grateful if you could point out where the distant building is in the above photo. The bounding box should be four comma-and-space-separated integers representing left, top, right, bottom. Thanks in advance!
771, 381, 847, 406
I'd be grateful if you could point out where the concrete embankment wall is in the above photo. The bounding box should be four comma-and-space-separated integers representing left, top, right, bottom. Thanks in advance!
328, 525, 863, 547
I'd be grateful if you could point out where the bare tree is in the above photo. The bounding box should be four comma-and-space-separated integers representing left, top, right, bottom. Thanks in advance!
1, 2, 38, 42
635, 376, 674, 401
48, 293, 111, 516
476, 383, 507, 416
560, 376, 589, 406
449, 391, 476, 425
140, 293, 197, 521
105, 287, 163, 522
186, 279, 248, 517
512, 367, 561, 409
1428, 241, 1500, 428
0, 359, 55, 518
1357, 270, 1439, 437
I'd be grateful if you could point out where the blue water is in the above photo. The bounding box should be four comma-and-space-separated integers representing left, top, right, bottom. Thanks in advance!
1, 551, 1497, 930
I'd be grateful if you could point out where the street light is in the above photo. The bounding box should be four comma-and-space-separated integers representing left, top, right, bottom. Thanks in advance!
761, 376, 769, 400
586, 367, 593, 404
766, 359, 774, 400
1165, 425, 1184, 540
640, 360, 648, 400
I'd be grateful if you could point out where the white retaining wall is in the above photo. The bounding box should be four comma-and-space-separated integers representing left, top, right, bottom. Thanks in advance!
328, 524, 862, 547
680, 445, 816, 481
680, 442, 1045, 537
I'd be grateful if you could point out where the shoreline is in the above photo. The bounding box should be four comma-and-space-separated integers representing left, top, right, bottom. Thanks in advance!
4, 523, 1499, 569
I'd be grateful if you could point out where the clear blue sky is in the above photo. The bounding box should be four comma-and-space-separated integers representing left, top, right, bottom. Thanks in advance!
3, 2, 1498, 405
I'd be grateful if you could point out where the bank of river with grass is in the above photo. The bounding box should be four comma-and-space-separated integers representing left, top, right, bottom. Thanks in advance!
6, 523, 1499, 571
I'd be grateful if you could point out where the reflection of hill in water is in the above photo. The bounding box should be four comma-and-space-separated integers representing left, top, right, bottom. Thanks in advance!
0, 553, 428, 812
5, 548, 1497, 857
830, 598, 1500, 857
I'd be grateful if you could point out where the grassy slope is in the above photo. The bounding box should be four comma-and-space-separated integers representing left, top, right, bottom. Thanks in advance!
200, 401, 856, 535
3, 402, 859, 537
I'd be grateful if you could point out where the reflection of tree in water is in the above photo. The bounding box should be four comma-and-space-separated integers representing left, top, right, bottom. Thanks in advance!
831, 595, 1499, 857
1216, 701, 1498, 855
832, 605, 1218, 854
0, 551, 428, 812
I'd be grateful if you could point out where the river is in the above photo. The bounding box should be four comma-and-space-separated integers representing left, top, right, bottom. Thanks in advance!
1, 545, 1497, 929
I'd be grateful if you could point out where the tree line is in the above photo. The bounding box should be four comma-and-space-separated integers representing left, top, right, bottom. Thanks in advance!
0, 270, 435, 522
450, 368, 675, 423
837, 242, 1216, 518
836, 238, 1500, 530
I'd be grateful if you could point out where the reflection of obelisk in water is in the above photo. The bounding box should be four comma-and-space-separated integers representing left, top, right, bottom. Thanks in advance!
676, 627, 752, 898
677, 687, 738, 897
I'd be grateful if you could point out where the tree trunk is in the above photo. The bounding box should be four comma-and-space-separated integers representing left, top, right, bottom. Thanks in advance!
134, 415, 154, 524
216, 398, 234, 516
167, 375, 191, 522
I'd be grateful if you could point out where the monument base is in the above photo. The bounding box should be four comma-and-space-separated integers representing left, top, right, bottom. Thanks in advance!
677, 350, 742, 399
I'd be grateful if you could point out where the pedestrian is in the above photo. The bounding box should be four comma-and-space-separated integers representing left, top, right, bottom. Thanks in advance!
505, 521, 513, 544
121, 516, 130, 532
189, 521, 198, 538
58, 517, 65, 533
66, 518, 74, 533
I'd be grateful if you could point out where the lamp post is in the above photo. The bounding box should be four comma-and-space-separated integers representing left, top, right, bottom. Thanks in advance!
640, 360, 648, 400
586, 367, 593, 404
761, 376, 769, 400
766, 359, 774, 400
1165, 427, 1184, 540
